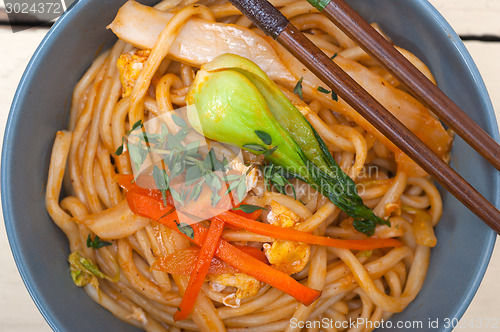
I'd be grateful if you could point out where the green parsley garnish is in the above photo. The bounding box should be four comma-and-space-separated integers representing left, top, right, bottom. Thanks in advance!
174, 220, 195, 239
317, 86, 338, 101
86, 234, 112, 249
255, 130, 272, 145
317, 86, 331, 94
232, 204, 267, 214
294, 77, 304, 99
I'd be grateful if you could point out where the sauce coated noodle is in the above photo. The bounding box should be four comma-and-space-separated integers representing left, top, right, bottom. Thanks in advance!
46, 0, 452, 330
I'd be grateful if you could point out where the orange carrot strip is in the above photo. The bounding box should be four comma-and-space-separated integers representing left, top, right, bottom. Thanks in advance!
214, 211, 402, 250
117, 174, 170, 203
119, 174, 401, 250
126, 191, 321, 306
153, 246, 267, 276
119, 174, 400, 250
232, 203, 263, 220
174, 219, 225, 321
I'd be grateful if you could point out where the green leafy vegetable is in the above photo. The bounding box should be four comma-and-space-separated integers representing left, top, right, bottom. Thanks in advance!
68, 251, 117, 288
86, 234, 112, 249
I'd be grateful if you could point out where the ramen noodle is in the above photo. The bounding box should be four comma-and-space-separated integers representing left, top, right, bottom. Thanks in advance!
45, 0, 452, 331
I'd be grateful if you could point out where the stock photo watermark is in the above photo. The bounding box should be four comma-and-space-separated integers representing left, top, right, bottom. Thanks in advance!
2, 0, 74, 32
289, 317, 500, 330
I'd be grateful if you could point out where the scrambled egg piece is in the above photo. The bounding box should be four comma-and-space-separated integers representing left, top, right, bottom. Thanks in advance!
267, 200, 302, 228
117, 49, 150, 98
384, 201, 402, 218
209, 273, 262, 299
263, 200, 310, 275
263, 240, 310, 275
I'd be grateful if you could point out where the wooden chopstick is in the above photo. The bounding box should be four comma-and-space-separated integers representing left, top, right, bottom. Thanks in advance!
308, 0, 500, 171
228, 0, 500, 234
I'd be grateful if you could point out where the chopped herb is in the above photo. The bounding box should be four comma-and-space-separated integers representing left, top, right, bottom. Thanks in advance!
128, 139, 149, 172
235, 180, 247, 203
210, 191, 221, 207
169, 187, 190, 207
225, 176, 246, 199
261, 163, 297, 200
255, 130, 272, 145
224, 174, 243, 182
243, 144, 266, 152
114, 144, 124, 156
172, 114, 187, 128
115, 137, 128, 156
118, 109, 256, 212
294, 77, 304, 99
317, 86, 338, 102
86, 234, 112, 249
331, 53, 338, 60
169, 188, 183, 206
317, 86, 331, 94
232, 204, 267, 214
188, 182, 203, 202
127, 119, 143, 134
263, 145, 278, 158
175, 220, 195, 239
185, 165, 202, 185
153, 165, 170, 206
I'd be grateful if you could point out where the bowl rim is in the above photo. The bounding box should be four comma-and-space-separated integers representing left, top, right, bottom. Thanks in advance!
1, 0, 498, 331
2, 0, 88, 330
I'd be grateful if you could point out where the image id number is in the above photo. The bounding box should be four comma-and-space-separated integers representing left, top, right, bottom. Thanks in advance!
444, 317, 499, 329
5, 2, 63, 15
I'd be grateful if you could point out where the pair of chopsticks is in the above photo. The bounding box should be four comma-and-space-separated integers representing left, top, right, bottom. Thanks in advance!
228, 0, 500, 234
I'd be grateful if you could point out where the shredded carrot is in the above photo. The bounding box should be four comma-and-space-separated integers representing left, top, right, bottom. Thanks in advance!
126, 190, 321, 306
232, 203, 263, 220
153, 246, 267, 276
174, 219, 225, 321
118, 174, 402, 250
214, 211, 402, 250
117, 174, 168, 202
119, 175, 402, 250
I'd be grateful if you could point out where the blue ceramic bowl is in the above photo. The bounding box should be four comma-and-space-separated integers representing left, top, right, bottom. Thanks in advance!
2, 0, 498, 331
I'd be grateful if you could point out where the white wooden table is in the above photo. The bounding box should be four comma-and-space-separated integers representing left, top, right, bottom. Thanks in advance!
0, 0, 499, 331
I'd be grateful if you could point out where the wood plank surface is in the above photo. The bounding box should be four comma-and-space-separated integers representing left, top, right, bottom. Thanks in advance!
430, 0, 500, 35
